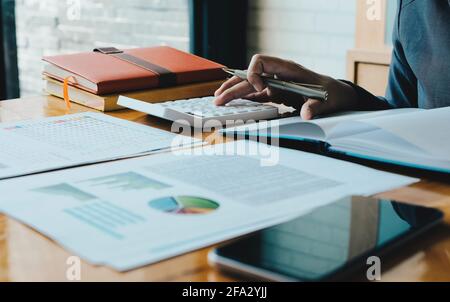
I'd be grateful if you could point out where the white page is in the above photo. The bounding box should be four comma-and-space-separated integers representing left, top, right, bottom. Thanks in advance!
221, 108, 420, 142
348, 107, 450, 159
0, 112, 201, 179
0, 141, 417, 271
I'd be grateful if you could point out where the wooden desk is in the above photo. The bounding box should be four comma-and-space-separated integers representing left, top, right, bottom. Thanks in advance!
1, 95, 450, 282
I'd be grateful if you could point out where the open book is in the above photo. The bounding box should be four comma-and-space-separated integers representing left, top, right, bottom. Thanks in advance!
221, 107, 450, 174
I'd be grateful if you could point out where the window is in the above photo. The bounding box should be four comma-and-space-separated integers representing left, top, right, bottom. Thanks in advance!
14, 0, 189, 96
0, 0, 19, 100
10, 0, 248, 98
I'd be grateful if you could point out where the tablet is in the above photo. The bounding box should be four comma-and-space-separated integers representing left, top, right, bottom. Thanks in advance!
209, 196, 443, 281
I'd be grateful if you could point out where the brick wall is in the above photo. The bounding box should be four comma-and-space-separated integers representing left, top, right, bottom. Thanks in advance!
15, 0, 356, 96
248, 0, 356, 79
15, 0, 189, 96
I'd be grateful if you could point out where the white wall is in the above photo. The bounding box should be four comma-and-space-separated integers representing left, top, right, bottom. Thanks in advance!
247, 0, 356, 79
15, 0, 356, 96
15, 0, 189, 96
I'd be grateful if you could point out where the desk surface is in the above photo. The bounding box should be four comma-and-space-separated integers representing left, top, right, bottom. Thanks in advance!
1, 95, 450, 282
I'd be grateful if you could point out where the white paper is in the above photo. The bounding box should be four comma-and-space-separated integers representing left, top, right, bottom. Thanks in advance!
0, 112, 201, 179
354, 107, 450, 159
325, 107, 450, 171
0, 141, 417, 271
221, 108, 420, 142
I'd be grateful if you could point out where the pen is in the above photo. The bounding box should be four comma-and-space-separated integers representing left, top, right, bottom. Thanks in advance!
223, 68, 328, 101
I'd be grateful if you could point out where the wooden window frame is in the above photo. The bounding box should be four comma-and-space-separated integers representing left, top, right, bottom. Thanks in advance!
346, 0, 393, 95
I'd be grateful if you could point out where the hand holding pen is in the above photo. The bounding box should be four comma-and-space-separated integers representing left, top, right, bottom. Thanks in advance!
222, 68, 329, 102
214, 54, 359, 120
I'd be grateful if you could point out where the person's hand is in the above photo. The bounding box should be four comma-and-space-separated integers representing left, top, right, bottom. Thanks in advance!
214, 55, 358, 120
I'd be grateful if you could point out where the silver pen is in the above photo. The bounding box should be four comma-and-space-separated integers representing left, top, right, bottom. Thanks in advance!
223, 68, 328, 101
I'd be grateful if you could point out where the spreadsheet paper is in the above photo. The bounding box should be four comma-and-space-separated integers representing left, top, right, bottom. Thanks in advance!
0, 112, 200, 179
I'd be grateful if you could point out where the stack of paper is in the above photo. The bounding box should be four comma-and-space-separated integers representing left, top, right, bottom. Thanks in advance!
0, 141, 417, 271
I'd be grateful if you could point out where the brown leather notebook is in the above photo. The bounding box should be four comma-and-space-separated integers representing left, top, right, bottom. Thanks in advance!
43, 46, 227, 95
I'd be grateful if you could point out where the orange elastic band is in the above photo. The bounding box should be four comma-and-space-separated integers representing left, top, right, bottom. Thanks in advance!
63, 76, 77, 110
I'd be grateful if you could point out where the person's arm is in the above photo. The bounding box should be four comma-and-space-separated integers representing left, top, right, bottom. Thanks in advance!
384, 0, 418, 108
214, 55, 360, 120
214, 1, 418, 119
341, 0, 418, 110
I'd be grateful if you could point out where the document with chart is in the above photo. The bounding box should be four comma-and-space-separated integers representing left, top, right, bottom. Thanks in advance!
0, 112, 200, 179
0, 141, 417, 271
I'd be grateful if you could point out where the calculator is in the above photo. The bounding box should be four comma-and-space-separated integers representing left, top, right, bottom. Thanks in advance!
117, 96, 280, 128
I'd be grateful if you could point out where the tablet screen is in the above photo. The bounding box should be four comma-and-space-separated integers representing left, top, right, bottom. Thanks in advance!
214, 196, 443, 281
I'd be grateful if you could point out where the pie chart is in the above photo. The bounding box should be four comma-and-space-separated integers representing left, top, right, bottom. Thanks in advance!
149, 196, 219, 215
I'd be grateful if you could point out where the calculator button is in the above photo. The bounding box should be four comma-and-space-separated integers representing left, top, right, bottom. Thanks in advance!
148, 97, 280, 128
186, 111, 203, 117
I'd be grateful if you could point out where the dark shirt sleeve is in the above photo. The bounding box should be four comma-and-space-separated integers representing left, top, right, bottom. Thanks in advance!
340, 0, 418, 110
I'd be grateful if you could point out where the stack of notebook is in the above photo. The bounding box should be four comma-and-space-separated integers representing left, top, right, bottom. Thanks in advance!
43, 46, 227, 111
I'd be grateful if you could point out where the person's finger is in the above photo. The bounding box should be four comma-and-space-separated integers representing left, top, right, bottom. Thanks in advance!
243, 92, 261, 100
300, 98, 329, 120
247, 55, 266, 92
247, 54, 321, 89
247, 55, 293, 92
214, 81, 256, 106
244, 89, 271, 102
214, 76, 243, 97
